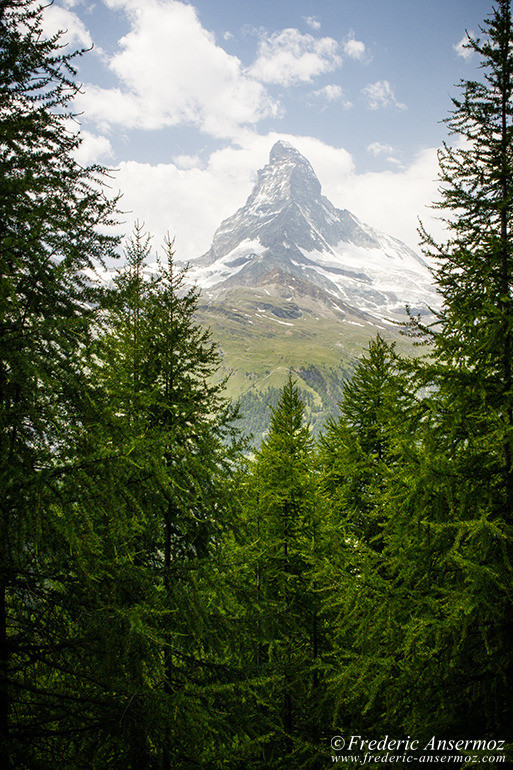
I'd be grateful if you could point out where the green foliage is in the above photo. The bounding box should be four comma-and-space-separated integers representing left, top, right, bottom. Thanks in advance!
91, 224, 244, 767
228, 377, 329, 768
418, 0, 513, 493
0, 1, 120, 766
314, 2, 513, 756
319, 336, 412, 545
3, 0, 513, 765
409, 0, 513, 741
315, 337, 419, 730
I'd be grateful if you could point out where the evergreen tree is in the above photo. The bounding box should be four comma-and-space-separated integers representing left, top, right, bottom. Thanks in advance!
234, 376, 325, 768
317, 2, 513, 752
96, 226, 243, 768
145, 236, 242, 768
408, 0, 513, 744
0, 2, 119, 765
417, 0, 513, 506
316, 337, 419, 737
319, 335, 411, 550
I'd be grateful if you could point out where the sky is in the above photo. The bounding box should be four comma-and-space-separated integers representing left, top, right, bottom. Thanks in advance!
43, 0, 491, 260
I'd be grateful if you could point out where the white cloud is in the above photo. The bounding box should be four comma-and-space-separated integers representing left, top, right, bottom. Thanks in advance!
107, 132, 444, 263
79, 85, 143, 130
73, 131, 114, 165
367, 142, 395, 157
325, 146, 443, 249
172, 154, 204, 170
76, 0, 279, 139
311, 85, 352, 109
304, 16, 321, 31
454, 32, 475, 60
42, 4, 93, 48
361, 80, 407, 111
249, 28, 342, 86
343, 37, 366, 61
367, 141, 402, 166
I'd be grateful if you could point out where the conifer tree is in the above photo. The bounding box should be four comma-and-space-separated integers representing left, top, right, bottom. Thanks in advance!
97, 226, 243, 768
145, 236, 242, 768
236, 376, 325, 768
319, 2, 513, 749
407, 0, 513, 743
319, 335, 411, 549
418, 0, 513, 505
315, 337, 418, 735
0, 2, 119, 765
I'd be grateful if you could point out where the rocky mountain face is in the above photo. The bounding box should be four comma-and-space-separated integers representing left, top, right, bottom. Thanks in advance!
189, 140, 438, 322
186, 141, 439, 441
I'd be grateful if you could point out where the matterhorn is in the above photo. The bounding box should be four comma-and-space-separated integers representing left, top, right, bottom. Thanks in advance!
189, 140, 437, 321
188, 141, 439, 439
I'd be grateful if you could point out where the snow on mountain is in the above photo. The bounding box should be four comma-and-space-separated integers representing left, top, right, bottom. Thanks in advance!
188, 140, 438, 320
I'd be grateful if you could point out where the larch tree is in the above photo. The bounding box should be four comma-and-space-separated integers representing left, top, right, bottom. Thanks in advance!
315, 336, 420, 738
319, 335, 412, 550
96, 227, 243, 768
235, 376, 326, 768
321, 0, 513, 749
0, 1, 119, 766
408, 0, 513, 743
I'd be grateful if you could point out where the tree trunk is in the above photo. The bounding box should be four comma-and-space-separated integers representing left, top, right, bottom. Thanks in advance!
162, 503, 173, 769
0, 575, 10, 769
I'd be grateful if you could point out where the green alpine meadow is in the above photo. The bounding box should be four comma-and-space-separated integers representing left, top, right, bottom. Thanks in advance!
1, 0, 512, 767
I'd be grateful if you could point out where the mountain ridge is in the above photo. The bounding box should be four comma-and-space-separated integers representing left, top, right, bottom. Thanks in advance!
185, 140, 439, 441
188, 140, 437, 321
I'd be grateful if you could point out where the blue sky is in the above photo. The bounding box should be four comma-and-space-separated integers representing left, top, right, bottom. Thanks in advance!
43, 0, 490, 259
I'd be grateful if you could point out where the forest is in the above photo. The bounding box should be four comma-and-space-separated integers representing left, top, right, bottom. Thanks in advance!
1, 0, 513, 767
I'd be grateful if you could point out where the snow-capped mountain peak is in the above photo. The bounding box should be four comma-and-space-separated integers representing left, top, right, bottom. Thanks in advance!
189, 142, 438, 320
250, 140, 322, 206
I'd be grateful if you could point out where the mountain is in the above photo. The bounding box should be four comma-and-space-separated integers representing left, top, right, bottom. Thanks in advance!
189, 140, 436, 321
186, 141, 439, 441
